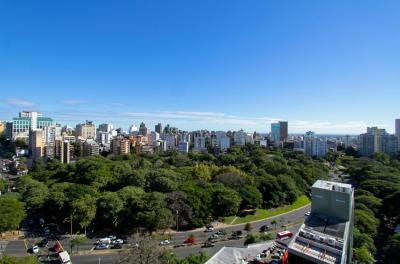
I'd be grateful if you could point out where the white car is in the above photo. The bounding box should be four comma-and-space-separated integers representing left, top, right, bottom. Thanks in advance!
210, 234, 219, 239
159, 240, 170, 245
97, 238, 111, 244
32, 245, 39, 253
95, 244, 109, 250
107, 235, 117, 240
112, 239, 124, 244
204, 227, 214, 232
305, 211, 311, 217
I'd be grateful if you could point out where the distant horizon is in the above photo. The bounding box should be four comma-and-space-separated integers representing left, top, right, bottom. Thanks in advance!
0, 108, 394, 136
1, 1, 400, 134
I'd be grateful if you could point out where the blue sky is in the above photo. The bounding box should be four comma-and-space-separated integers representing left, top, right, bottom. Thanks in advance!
1, 0, 400, 134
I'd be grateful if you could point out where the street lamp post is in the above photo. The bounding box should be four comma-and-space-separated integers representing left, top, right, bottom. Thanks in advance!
176, 210, 179, 232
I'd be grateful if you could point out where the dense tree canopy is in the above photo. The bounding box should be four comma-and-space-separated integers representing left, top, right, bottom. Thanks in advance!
15, 145, 327, 233
342, 154, 400, 263
0, 196, 26, 233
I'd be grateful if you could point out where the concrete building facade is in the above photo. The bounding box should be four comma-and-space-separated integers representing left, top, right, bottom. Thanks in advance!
288, 180, 354, 264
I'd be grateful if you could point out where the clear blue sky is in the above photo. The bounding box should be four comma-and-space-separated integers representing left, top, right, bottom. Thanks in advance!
1, 0, 399, 134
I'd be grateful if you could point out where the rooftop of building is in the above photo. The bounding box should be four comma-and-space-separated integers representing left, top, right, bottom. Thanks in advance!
288, 213, 349, 264
312, 180, 352, 193
205, 241, 277, 264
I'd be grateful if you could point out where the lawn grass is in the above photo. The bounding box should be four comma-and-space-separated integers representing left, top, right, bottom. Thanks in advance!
224, 195, 310, 225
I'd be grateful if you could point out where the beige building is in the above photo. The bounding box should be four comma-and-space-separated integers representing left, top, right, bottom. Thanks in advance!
76, 121, 96, 140
0, 121, 5, 135
82, 138, 100, 156
111, 137, 130, 155
29, 129, 45, 161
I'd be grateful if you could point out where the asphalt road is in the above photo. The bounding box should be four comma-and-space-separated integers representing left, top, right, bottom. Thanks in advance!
68, 224, 302, 264
2, 240, 28, 258
0, 203, 309, 263
171, 204, 310, 244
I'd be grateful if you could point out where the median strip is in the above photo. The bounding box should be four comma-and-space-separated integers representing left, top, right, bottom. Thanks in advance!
224, 195, 310, 225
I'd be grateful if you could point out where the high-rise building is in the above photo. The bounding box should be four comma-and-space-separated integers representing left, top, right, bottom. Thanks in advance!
178, 141, 189, 153
29, 129, 45, 161
155, 123, 162, 134
76, 121, 96, 140
288, 180, 354, 264
358, 127, 398, 157
11, 111, 54, 141
304, 131, 328, 157
129, 124, 138, 134
139, 122, 149, 136
381, 134, 399, 156
271, 123, 280, 142
193, 136, 206, 151
234, 130, 246, 146
98, 123, 113, 133
111, 137, 130, 155
279, 121, 288, 141
358, 133, 375, 157
43, 125, 61, 159
396, 119, 400, 139
82, 138, 100, 156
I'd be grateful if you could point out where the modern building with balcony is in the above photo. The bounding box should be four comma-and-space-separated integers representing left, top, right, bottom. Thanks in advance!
288, 180, 354, 264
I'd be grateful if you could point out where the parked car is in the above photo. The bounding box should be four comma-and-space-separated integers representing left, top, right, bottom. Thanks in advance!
173, 244, 186, 248
112, 244, 122, 249
210, 234, 219, 239
31, 245, 39, 254
202, 242, 215, 248
95, 244, 110, 250
37, 238, 49, 248
216, 230, 226, 236
259, 225, 270, 232
159, 240, 170, 245
305, 211, 311, 217
204, 227, 214, 232
112, 239, 124, 244
107, 235, 117, 240
97, 238, 111, 244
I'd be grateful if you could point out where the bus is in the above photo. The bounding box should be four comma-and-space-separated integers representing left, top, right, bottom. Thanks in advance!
277, 230, 293, 239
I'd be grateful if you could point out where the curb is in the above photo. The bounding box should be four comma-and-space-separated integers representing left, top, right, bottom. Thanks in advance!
228, 203, 311, 226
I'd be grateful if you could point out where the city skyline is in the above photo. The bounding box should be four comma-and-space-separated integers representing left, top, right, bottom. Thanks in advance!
1, 1, 400, 133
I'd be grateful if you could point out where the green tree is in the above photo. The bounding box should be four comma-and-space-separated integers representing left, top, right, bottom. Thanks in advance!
354, 209, 379, 237
0, 197, 26, 233
137, 192, 174, 231
244, 234, 257, 245
384, 233, 400, 264
244, 222, 252, 232
97, 192, 124, 227
353, 247, 375, 264
72, 195, 97, 234
353, 228, 376, 253
18, 176, 49, 208
271, 220, 278, 229
71, 236, 88, 253
238, 185, 262, 209
212, 185, 242, 217
192, 164, 212, 182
